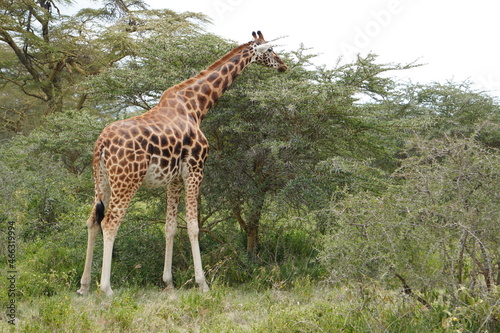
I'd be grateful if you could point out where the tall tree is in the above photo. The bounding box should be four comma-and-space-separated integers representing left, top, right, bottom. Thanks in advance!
1, 0, 81, 115
0, 0, 206, 127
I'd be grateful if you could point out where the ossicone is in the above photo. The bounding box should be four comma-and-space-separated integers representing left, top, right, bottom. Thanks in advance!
252, 30, 265, 43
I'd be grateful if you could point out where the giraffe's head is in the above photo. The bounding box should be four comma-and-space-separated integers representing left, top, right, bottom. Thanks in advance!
251, 31, 288, 72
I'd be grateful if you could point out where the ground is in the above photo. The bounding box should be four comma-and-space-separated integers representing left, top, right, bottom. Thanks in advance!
0, 283, 466, 332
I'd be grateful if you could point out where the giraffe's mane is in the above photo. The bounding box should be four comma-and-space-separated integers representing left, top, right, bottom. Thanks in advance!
205, 41, 253, 72
163, 41, 253, 95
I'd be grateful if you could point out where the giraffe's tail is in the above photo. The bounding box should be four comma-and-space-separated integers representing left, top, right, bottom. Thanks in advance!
92, 143, 108, 229
95, 200, 105, 227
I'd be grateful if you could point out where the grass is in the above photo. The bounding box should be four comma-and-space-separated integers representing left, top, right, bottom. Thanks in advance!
1, 282, 483, 332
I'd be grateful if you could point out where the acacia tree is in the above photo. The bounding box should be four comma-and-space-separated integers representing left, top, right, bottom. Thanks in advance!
386, 81, 500, 148
0, 0, 206, 127
318, 82, 500, 295
202, 54, 417, 257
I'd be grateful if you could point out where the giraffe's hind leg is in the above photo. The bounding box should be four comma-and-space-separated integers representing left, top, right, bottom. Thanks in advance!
99, 189, 137, 296
78, 151, 111, 295
77, 202, 102, 296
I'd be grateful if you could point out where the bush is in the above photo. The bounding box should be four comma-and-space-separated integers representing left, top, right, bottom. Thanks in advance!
320, 135, 500, 291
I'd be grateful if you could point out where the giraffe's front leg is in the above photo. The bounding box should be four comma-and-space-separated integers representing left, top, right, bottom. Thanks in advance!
184, 175, 209, 293
163, 180, 183, 290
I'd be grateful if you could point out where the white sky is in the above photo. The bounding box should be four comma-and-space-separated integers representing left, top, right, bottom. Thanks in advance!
68, 0, 500, 98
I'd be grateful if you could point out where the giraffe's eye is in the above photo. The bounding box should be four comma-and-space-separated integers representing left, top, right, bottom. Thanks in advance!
268, 48, 273, 52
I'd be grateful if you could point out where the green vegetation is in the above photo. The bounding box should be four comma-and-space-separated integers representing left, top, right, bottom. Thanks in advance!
1, 0, 500, 331
2, 285, 499, 332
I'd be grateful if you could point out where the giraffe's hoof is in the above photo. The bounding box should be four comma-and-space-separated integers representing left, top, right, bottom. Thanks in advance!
76, 289, 87, 296
100, 286, 114, 297
77, 286, 89, 296
199, 282, 209, 293
162, 285, 175, 292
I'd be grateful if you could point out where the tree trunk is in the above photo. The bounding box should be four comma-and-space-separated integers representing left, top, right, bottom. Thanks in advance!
245, 193, 265, 260
246, 223, 259, 259
232, 193, 266, 261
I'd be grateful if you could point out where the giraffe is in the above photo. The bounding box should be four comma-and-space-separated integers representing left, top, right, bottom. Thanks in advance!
77, 31, 287, 296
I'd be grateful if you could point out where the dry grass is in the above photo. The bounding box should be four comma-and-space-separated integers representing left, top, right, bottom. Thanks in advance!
1, 283, 476, 333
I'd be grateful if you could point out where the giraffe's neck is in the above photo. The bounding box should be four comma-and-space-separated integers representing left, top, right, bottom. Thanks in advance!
158, 42, 256, 122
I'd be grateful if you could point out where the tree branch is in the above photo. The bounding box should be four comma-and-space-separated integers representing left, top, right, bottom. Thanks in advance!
0, 31, 41, 81
0, 72, 46, 101
232, 205, 248, 232
394, 272, 431, 309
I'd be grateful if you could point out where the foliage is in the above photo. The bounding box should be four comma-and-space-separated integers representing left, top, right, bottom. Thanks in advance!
84, 32, 231, 115
319, 134, 500, 303
388, 81, 500, 147
0, 110, 103, 236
